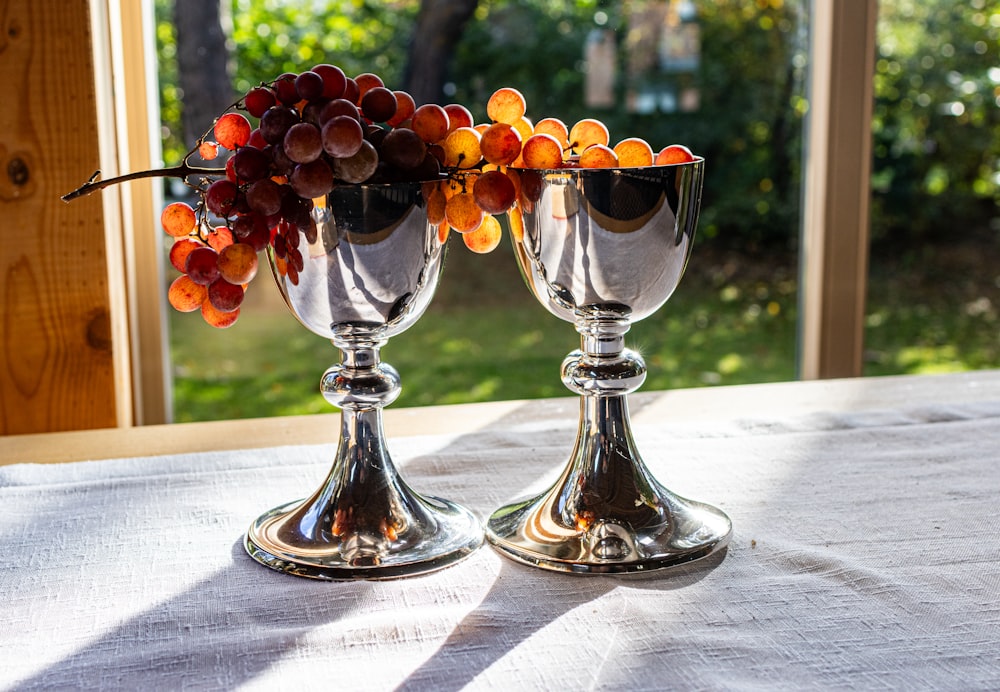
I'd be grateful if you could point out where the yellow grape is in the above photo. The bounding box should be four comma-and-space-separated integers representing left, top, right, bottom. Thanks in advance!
480, 122, 523, 166
161, 202, 197, 238
486, 87, 526, 124
463, 214, 503, 254
579, 144, 619, 168
442, 126, 483, 169
568, 118, 609, 154
445, 191, 484, 233
614, 137, 655, 167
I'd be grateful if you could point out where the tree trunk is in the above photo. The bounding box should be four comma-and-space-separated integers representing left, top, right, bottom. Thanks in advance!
173, 0, 232, 146
403, 0, 479, 105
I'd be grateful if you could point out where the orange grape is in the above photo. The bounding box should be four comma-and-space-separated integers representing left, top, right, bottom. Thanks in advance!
579, 144, 619, 168
445, 191, 484, 233
201, 299, 240, 328
508, 204, 524, 243
161, 202, 197, 237
426, 184, 447, 225
411, 104, 450, 143
463, 214, 502, 253
444, 103, 474, 132
512, 117, 534, 151
353, 72, 384, 101
214, 112, 252, 150
387, 90, 416, 127
487, 87, 526, 124
533, 117, 569, 151
568, 118, 609, 154
442, 126, 482, 168
437, 219, 451, 244
480, 122, 523, 165
654, 144, 696, 165
167, 274, 207, 313
520, 133, 564, 169
169, 237, 204, 272
217, 242, 259, 285
614, 137, 655, 167
207, 225, 234, 252
198, 141, 219, 161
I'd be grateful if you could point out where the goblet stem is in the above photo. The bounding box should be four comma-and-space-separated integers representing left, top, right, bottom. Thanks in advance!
245, 340, 482, 580
486, 319, 732, 574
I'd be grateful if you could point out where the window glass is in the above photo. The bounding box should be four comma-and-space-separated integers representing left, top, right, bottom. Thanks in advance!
866, 0, 1000, 376
156, 0, 808, 421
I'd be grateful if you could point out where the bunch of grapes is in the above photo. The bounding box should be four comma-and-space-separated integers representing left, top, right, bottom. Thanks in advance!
159, 64, 698, 327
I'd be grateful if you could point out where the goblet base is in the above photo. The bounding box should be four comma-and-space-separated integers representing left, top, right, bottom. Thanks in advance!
246, 495, 481, 581
486, 487, 731, 575
486, 394, 731, 575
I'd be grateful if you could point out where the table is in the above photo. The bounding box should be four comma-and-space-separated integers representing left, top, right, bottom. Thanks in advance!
2, 371, 999, 690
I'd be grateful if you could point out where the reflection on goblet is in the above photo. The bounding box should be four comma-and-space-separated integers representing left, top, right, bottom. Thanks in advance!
487, 162, 732, 574
245, 181, 482, 580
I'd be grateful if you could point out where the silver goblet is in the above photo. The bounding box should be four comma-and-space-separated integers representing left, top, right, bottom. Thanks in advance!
487, 162, 732, 573
245, 182, 482, 580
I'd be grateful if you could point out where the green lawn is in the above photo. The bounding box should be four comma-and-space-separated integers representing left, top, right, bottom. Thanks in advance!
169, 236, 998, 422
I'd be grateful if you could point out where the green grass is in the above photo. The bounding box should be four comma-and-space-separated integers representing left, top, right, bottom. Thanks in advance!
169, 236, 999, 422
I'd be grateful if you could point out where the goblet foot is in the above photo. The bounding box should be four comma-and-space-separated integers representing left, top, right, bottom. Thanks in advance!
246, 492, 481, 581
486, 483, 731, 575
486, 394, 731, 575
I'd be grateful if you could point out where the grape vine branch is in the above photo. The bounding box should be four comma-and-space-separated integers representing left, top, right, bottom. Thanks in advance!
61, 162, 225, 202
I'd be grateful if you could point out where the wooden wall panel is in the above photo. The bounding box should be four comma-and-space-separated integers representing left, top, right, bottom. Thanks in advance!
0, 0, 125, 433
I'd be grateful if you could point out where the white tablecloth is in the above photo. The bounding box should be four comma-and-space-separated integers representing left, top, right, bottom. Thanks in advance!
2, 376, 1000, 690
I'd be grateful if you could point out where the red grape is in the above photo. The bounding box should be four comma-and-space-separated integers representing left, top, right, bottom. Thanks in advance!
321, 115, 365, 158
360, 86, 397, 123
185, 246, 220, 286
312, 63, 347, 99
295, 70, 325, 102
244, 87, 275, 118
259, 107, 300, 145
283, 122, 323, 164
208, 277, 245, 313
205, 179, 240, 217
289, 158, 335, 198
380, 127, 427, 170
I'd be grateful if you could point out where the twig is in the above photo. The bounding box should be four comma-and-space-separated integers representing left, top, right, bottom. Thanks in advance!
61, 163, 226, 202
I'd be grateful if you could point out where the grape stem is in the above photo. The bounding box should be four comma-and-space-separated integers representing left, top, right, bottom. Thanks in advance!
61, 162, 225, 202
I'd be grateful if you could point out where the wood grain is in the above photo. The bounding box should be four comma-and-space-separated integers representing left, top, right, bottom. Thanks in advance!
0, 0, 121, 433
